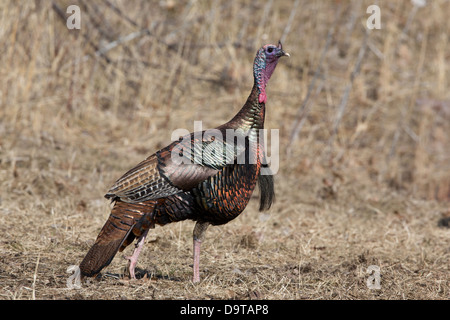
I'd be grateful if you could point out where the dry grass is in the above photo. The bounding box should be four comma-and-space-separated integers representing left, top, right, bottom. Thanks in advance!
0, 0, 449, 300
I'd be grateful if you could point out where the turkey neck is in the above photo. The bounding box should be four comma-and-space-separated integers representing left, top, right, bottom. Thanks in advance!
224, 83, 265, 135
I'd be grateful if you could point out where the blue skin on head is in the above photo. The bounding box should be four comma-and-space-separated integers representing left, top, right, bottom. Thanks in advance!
253, 43, 286, 104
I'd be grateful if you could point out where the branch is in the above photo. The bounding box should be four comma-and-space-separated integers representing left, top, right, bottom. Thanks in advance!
280, 0, 300, 44
329, 27, 369, 144
286, 3, 342, 155
51, 1, 112, 64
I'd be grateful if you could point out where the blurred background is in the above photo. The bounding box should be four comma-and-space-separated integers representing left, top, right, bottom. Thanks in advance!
0, 0, 448, 299
1, 0, 448, 202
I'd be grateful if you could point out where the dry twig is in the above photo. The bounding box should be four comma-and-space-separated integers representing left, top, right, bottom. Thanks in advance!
286, 3, 343, 155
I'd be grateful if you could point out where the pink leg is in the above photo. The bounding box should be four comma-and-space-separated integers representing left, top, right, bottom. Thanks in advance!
192, 222, 209, 283
125, 229, 149, 279
193, 238, 202, 283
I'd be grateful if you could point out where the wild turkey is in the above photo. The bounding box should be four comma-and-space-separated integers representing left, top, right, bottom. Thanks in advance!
75, 41, 289, 284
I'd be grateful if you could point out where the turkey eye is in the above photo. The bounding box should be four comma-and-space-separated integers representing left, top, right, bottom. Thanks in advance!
267, 47, 273, 53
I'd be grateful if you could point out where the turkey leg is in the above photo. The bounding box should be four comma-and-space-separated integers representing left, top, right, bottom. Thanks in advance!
125, 229, 149, 279
193, 221, 209, 283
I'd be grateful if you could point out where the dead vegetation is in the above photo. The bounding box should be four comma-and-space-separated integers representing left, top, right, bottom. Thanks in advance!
0, 0, 448, 300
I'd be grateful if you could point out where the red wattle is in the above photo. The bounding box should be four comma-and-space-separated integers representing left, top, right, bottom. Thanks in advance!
258, 93, 267, 104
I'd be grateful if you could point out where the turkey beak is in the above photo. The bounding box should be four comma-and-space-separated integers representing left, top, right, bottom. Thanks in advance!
277, 41, 290, 58
277, 49, 290, 58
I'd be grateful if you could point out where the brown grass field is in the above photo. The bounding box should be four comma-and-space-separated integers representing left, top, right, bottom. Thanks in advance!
0, 0, 449, 300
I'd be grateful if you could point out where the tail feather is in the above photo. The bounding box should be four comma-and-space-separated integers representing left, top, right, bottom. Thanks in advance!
79, 200, 155, 277
258, 164, 275, 211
